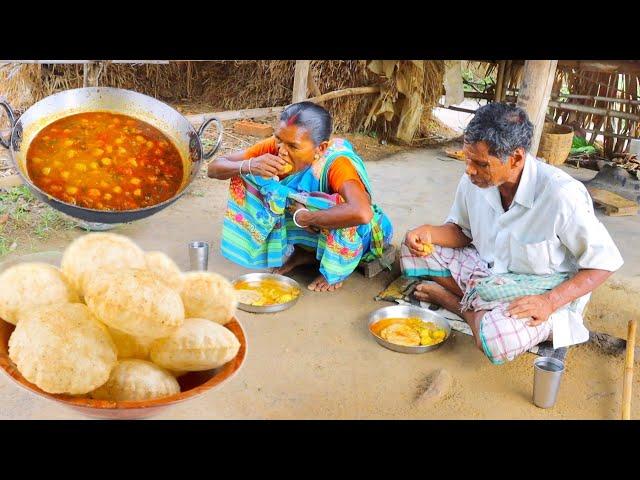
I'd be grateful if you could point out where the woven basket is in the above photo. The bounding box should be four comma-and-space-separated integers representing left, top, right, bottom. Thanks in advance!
538, 123, 574, 166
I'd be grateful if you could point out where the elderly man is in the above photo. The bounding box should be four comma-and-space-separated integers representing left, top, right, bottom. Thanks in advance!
400, 103, 623, 364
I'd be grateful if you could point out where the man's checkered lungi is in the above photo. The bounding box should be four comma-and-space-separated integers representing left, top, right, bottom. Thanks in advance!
400, 241, 552, 364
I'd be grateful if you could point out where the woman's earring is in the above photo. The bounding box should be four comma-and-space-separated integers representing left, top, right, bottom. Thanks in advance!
314, 153, 320, 160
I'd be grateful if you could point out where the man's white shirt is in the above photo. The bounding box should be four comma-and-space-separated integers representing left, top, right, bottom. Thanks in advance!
446, 153, 624, 348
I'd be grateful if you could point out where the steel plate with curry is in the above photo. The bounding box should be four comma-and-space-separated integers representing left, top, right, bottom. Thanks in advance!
370, 317, 447, 347
26, 112, 184, 211
234, 278, 300, 307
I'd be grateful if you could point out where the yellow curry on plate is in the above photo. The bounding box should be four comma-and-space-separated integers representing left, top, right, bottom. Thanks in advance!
234, 279, 300, 306
370, 317, 446, 347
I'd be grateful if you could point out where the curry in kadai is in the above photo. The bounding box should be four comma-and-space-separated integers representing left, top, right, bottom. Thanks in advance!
26, 112, 184, 210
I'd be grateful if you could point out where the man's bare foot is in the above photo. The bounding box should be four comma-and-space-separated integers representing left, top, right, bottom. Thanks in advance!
272, 248, 316, 275
308, 275, 343, 292
414, 282, 463, 317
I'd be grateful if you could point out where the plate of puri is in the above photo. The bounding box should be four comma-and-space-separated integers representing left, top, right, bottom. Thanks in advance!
0, 232, 246, 419
368, 305, 451, 354
232, 272, 301, 314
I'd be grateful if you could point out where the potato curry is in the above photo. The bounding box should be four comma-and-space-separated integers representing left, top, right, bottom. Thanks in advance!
26, 112, 184, 210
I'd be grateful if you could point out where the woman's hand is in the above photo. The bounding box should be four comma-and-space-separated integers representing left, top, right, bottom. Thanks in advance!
289, 201, 319, 234
249, 154, 289, 178
405, 225, 434, 257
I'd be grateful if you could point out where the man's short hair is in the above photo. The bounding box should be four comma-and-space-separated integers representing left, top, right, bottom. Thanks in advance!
464, 103, 534, 162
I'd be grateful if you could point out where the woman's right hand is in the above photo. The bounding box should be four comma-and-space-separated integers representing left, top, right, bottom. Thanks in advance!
248, 154, 289, 178
405, 225, 435, 257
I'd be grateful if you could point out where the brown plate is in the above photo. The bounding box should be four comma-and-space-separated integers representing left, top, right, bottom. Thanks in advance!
0, 317, 247, 419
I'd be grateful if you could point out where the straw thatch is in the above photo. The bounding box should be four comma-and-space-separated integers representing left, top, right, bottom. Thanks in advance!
0, 61, 445, 143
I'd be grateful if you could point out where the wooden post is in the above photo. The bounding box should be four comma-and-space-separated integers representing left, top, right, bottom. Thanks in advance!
292, 60, 311, 103
516, 60, 558, 157
622, 319, 637, 420
83, 62, 90, 87
83, 61, 103, 87
494, 60, 506, 103
503, 60, 513, 100
307, 67, 321, 98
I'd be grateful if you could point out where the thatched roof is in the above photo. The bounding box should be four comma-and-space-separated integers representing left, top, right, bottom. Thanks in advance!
0, 61, 446, 143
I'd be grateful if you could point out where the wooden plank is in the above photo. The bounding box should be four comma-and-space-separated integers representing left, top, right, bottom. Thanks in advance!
185, 106, 286, 125
588, 187, 639, 216
292, 60, 311, 103
0, 174, 23, 190
516, 60, 558, 156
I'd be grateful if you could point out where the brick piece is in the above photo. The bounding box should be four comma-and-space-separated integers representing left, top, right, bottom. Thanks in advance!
233, 120, 274, 138
358, 244, 397, 278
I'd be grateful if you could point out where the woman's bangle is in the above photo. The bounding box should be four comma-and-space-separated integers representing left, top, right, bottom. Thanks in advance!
239, 160, 246, 175
248, 159, 253, 177
293, 208, 310, 228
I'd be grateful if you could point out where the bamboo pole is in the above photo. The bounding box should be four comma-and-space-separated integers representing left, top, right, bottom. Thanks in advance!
555, 94, 640, 105
495, 60, 506, 102
465, 90, 640, 122
438, 104, 478, 114
306, 86, 380, 105
184, 86, 381, 124
622, 319, 637, 420
464, 91, 517, 102
547, 100, 640, 122
185, 106, 286, 124
582, 127, 638, 140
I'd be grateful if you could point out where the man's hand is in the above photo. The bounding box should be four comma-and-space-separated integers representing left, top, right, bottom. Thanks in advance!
405, 225, 434, 257
506, 294, 555, 327
250, 154, 289, 178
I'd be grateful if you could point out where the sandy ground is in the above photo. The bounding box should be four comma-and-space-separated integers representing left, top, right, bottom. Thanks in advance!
1, 143, 639, 420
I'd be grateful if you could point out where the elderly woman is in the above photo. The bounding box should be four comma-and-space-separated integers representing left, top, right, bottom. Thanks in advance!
208, 102, 393, 292
400, 103, 623, 364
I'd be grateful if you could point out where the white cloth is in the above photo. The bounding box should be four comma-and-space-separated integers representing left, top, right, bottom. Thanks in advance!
445, 154, 624, 348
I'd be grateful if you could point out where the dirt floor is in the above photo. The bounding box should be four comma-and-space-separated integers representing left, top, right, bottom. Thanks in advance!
1, 119, 639, 420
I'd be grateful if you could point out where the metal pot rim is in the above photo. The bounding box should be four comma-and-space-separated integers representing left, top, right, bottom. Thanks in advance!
1, 87, 222, 221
